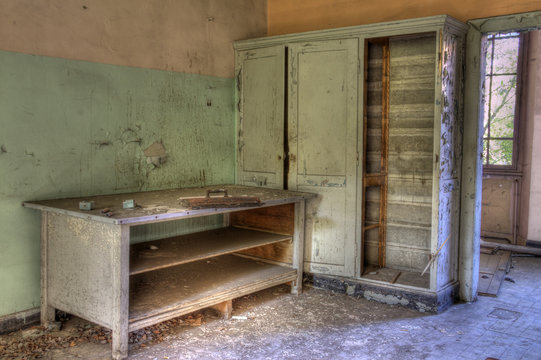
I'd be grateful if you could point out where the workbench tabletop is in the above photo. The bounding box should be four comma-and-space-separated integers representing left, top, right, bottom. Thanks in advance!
22, 185, 315, 225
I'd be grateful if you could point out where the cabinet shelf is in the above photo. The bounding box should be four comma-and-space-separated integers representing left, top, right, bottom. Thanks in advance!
130, 227, 292, 275
128, 254, 297, 331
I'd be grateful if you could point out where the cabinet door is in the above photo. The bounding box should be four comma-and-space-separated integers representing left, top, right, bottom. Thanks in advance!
236, 46, 285, 189
288, 39, 359, 277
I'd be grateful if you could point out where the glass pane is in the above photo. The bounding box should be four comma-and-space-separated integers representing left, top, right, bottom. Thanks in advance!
489, 75, 516, 138
488, 139, 513, 165
485, 39, 494, 74
483, 139, 489, 166
493, 37, 519, 74
483, 77, 491, 137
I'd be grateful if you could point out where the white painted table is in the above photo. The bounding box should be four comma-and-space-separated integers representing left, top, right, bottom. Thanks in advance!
23, 185, 312, 359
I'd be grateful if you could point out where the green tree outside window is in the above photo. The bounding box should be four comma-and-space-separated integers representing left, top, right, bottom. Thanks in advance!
483, 32, 521, 168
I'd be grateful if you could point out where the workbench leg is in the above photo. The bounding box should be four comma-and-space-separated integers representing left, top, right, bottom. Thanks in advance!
40, 305, 56, 326
291, 201, 306, 295
112, 225, 130, 360
112, 324, 129, 360
40, 211, 56, 326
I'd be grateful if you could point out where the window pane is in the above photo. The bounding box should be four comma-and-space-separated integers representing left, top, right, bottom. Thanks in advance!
489, 75, 516, 138
482, 31, 520, 170
485, 40, 494, 74
488, 139, 513, 165
483, 139, 489, 166
492, 37, 519, 74
483, 77, 491, 138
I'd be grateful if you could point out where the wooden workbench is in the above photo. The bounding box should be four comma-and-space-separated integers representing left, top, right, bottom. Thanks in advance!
23, 185, 313, 359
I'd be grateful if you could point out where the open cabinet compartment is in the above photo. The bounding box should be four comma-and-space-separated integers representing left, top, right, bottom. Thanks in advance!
362, 34, 435, 289
361, 30, 463, 292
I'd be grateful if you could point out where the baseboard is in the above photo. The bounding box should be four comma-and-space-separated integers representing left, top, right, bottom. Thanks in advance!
0, 308, 40, 334
526, 240, 541, 249
304, 273, 458, 313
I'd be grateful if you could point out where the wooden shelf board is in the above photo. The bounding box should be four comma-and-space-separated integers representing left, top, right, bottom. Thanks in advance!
128, 254, 296, 330
362, 264, 429, 289
130, 227, 291, 275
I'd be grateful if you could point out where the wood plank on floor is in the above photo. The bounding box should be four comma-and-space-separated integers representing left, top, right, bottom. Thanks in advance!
478, 250, 511, 297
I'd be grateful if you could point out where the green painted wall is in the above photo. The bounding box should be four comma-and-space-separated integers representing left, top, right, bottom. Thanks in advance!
0, 50, 235, 316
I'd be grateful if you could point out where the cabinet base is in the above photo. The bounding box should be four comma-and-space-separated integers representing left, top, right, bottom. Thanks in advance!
305, 273, 458, 313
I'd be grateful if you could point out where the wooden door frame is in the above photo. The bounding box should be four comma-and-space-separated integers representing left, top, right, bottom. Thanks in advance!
460, 10, 541, 302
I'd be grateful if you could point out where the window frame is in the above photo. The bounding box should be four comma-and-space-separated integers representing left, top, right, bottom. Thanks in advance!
482, 32, 526, 174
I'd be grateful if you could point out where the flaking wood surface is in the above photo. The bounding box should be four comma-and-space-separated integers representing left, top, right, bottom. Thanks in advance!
23, 185, 314, 225
230, 204, 294, 264
130, 227, 291, 275
129, 255, 296, 326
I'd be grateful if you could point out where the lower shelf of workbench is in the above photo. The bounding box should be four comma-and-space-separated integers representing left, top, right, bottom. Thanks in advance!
128, 254, 297, 331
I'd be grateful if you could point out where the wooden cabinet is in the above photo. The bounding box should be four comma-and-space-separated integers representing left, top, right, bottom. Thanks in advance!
234, 15, 468, 306
236, 37, 360, 278
24, 185, 312, 359
236, 46, 285, 189
287, 39, 359, 277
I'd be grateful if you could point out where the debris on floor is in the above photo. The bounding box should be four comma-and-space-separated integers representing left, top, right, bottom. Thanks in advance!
1, 257, 541, 360
0, 310, 210, 359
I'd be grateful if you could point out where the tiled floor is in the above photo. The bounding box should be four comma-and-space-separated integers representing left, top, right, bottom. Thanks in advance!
2, 255, 540, 359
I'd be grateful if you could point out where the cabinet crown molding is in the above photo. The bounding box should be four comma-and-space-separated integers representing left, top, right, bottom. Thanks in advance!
234, 15, 467, 50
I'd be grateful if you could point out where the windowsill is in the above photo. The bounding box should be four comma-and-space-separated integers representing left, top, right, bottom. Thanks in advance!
482, 168, 523, 177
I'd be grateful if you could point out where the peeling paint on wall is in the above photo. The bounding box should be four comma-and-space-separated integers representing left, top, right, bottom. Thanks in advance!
0, 50, 235, 316
144, 142, 168, 168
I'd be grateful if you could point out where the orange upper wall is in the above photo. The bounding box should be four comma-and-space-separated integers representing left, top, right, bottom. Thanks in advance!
0, 0, 267, 78
268, 0, 540, 35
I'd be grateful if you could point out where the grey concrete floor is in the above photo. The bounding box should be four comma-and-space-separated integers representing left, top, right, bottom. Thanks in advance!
2, 256, 540, 360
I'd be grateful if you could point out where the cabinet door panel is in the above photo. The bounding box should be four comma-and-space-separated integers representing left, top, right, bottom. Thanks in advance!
236, 47, 284, 189
288, 39, 359, 277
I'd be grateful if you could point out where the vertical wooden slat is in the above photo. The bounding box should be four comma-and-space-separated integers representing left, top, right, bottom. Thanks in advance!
378, 39, 390, 268
223, 213, 230, 227
361, 39, 369, 276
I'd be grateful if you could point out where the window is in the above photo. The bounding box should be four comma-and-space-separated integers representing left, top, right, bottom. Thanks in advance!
483, 32, 523, 169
